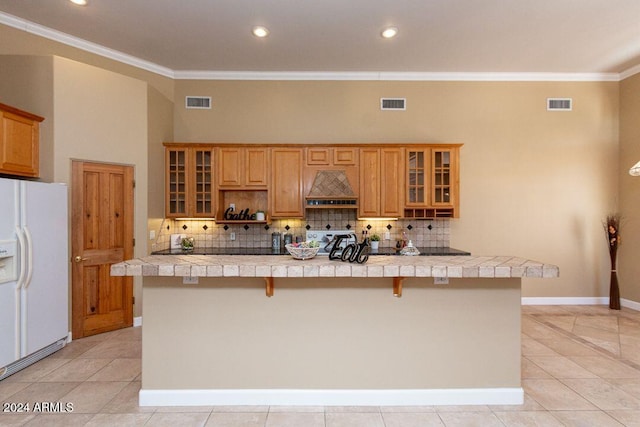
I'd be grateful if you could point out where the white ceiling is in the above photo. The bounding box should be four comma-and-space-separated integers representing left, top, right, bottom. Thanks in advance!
1, 0, 640, 79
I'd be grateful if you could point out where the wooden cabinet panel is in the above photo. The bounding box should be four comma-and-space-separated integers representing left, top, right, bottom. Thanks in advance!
271, 148, 304, 218
245, 148, 268, 187
334, 147, 357, 165
306, 148, 330, 165
218, 148, 242, 187
0, 103, 43, 178
359, 149, 380, 218
165, 144, 215, 218
219, 147, 268, 188
359, 148, 403, 218
380, 148, 404, 217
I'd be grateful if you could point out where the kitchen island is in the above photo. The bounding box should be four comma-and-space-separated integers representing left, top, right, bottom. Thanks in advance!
111, 254, 558, 407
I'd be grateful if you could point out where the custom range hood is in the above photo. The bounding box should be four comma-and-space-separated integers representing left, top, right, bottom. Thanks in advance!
306, 170, 358, 208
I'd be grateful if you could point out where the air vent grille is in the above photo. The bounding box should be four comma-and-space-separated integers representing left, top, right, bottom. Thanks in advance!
381, 98, 406, 110
185, 96, 212, 109
547, 98, 572, 111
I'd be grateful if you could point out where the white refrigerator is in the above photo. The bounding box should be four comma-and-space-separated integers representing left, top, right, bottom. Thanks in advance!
0, 177, 69, 380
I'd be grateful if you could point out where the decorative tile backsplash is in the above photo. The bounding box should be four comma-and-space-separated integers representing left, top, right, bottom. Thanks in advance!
152, 210, 449, 252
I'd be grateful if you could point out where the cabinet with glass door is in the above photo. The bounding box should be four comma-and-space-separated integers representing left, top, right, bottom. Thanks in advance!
164, 144, 215, 218
404, 146, 460, 218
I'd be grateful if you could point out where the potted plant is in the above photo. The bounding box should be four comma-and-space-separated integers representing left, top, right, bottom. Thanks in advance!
370, 234, 380, 250
255, 210, 266, 221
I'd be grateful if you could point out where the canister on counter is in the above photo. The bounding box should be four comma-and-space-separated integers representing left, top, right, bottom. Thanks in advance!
272, 232, 281, 250
284, 233, 293, 246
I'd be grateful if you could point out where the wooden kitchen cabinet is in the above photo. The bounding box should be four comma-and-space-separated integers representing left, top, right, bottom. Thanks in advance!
271, 148, 304, 218
359, 148, 404, 218
405, 146, 459, 218
164, 144, 215, 218
0, 103, 44, 178
218, 147, 268, 188
306, 147, 357, 166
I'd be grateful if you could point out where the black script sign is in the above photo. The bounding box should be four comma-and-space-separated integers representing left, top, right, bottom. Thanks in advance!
223, 207, 256, 221
328, 233, 369, 264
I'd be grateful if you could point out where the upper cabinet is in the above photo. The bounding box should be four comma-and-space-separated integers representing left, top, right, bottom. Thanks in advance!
306, 147, 357, 166
163, 143, 461, 220
0, 103, 44, 178
405, 146, 460, 218
359, 148, 404, 218
271, 148, 304, 218
218, 147, 268, 188
164, 143, 215, 218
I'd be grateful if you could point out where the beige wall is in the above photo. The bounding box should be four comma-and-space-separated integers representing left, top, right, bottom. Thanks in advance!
172, 80, 620, 299
52, 56, 149, 317
619, 74, 640, 303
0, 55, 55, 181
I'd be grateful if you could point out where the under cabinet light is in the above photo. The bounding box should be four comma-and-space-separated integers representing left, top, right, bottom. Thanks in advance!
358, 217, 399, 221
70, 0, 87, 5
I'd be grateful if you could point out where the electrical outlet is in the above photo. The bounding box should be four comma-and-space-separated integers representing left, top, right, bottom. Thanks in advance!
183, 276, 199, 285
149, 230, 156, 240
230, 232, 236, 241
434, 277, 449, 285
230, 203, 235, 210
384, 232, 390, 240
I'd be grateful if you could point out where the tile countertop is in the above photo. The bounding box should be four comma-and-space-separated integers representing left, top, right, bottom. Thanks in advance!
150, 246, 471, 256
111, 254, 559, 279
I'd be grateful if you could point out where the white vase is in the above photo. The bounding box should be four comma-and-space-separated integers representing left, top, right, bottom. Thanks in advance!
370, 241, 379, 250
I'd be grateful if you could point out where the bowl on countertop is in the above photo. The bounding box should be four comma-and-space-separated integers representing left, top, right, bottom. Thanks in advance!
285, 244, 320, 260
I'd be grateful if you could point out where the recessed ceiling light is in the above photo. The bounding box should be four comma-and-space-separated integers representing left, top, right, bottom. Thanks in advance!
381, 27, 398, 39
252, 26, 269, 38
70, 0, 87, 5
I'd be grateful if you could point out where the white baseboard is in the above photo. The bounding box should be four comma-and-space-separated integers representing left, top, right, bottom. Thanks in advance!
139, 388, 523, 407
134, 317, 142, 327
522, 297, 639, 311
522, 297, 609, 305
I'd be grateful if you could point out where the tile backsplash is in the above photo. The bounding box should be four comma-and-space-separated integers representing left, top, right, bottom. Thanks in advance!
152, 210, 449, 252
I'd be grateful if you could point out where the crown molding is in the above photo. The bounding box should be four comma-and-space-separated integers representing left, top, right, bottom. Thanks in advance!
0, 11, 175, 79
620, 63, 640, 80
0, 11, 629, 83
174, 70, 620, 81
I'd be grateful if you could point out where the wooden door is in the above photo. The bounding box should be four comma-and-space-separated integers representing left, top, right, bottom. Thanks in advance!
218, 148, 242, 187
72, 161, 134, 338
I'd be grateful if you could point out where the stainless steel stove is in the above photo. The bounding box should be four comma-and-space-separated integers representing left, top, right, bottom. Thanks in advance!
305, 229, 357, 255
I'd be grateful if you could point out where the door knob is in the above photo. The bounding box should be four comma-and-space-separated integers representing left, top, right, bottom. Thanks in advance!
74, 256, 88, 263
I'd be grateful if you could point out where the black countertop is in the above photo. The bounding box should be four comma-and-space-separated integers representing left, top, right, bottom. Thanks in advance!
151, 247, 470, 256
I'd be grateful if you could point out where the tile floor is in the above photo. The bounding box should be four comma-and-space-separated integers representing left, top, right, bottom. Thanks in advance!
1, 305, 640, 426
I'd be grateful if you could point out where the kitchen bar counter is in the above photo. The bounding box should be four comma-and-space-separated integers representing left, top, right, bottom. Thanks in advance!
112, 254, 557, 279
116, 254, 558, 408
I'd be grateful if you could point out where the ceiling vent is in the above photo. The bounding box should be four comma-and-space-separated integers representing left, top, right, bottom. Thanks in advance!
547, 98, 572, 111
185, 96, 212, 109
381, 98, 406, 111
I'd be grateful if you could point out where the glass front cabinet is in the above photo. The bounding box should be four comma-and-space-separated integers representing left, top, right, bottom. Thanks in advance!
165, 144, 215, 218
405, 146, 459, 218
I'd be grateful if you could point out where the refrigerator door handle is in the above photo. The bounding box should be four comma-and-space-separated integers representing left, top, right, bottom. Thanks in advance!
15, 226, 27, 290
23, 226, 34, 289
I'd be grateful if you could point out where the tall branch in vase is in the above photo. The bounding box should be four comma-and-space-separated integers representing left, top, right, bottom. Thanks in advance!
604, 215, 621, 310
